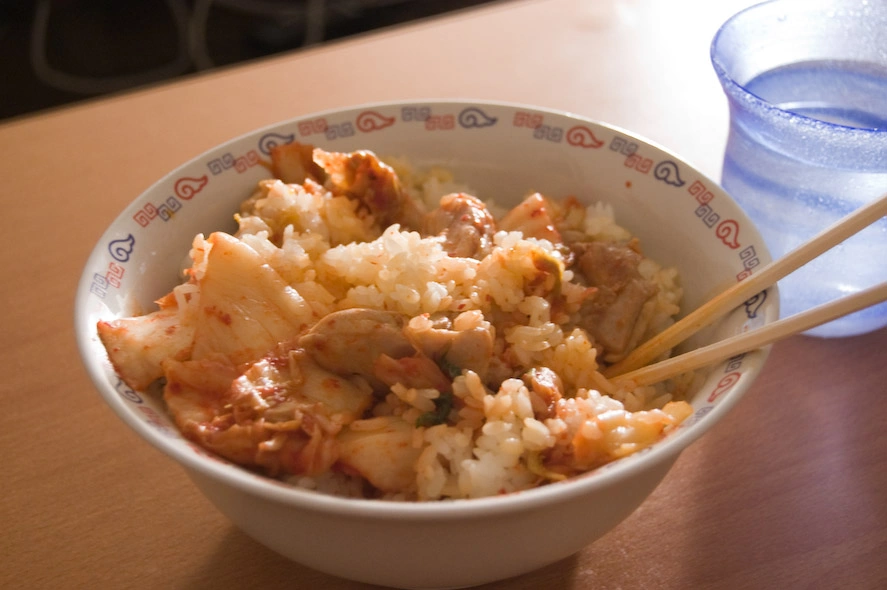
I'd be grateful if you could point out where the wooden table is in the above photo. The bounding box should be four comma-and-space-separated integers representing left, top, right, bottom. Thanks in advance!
3, 1, 885, 588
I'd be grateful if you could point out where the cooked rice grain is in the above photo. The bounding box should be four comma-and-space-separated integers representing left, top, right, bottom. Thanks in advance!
152, 151, 694, 501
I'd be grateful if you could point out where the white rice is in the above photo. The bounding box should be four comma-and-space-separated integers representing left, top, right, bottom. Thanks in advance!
174, 153, 694, 500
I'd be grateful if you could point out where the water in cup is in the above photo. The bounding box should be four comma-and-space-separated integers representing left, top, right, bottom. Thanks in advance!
712, 0, 887, 338
745, 59, 887, 129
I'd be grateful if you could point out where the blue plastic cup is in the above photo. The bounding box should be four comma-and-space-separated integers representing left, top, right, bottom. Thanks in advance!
711, 0, 887, 337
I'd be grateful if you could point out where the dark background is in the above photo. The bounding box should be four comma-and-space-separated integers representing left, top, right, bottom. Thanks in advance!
0, 0, 496, 121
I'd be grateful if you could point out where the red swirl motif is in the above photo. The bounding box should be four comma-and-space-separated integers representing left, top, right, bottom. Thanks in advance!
565, 125, 604, 148
707, 372, 741, 402
356, 110, 396, 132
715, 219, 741, 249
174, 175, 208, 200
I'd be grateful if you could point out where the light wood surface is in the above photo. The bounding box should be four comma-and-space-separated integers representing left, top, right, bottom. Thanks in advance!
2, 1, 885, 588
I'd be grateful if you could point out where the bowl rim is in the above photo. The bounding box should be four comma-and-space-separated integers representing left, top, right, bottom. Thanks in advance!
74, 98, 775, 518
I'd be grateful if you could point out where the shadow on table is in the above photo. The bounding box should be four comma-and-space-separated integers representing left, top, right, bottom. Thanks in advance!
181, 527, 380, 590
182, 526, 583, 590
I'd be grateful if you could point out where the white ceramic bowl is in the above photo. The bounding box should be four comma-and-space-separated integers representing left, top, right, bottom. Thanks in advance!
75, 100, 778, 589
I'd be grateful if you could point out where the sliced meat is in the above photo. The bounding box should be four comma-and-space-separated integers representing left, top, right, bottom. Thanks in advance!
270, 142, 325, 184
298, 308, 416, 392
314, 148, 425, 230
404, 312, 494, 378
522, 366, 564, 420
422, 192, 497, 259
572, 241, 658, 360
372, 353, 452, 393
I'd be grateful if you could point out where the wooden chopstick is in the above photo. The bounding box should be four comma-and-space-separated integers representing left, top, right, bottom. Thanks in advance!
603, 191, 887, 379
611, 281, 887, 388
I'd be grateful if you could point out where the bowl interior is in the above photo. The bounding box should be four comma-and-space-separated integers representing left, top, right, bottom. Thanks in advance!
75, 100, 777, 511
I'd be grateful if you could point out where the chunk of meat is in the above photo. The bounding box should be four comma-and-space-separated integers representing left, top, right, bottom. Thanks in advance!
270, 142, 325, 184
522, 366, 564, 420
313, 148, 425, 230
337, 417, 422, 493
572, 241, 658, 360
404, 312, 494, 378
498, 192, 562, 244
299, 308, 416, 392
575, 240, 645, 291
422, 192, 497, 258
372, 353, 453, 393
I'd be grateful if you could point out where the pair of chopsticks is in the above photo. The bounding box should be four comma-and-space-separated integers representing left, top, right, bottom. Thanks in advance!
605, 192, 887, 387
